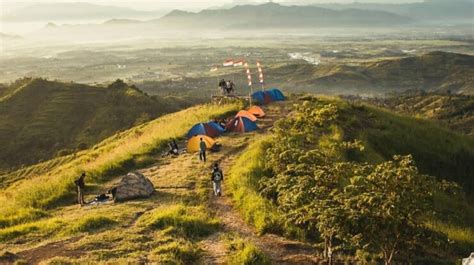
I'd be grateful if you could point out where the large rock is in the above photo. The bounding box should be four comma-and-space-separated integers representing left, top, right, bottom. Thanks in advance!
114, 172, 154, 202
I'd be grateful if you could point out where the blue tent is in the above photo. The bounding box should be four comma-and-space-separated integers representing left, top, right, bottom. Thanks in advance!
187, 123, 224, 139
207, 121, 226, 132
251, 91, 265, 104
251, 91, 273, 105
226, 116, 258, 133
268, 88, 285, 101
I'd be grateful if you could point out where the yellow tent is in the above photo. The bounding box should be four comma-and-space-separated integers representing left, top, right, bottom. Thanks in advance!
187, 135, 216, 152
235, 110, 258, 122
247, 106, 266, 118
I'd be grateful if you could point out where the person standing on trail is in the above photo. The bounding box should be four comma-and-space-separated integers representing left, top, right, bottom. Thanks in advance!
219, 79, 226, 94
199, 138, 207, 162
211, 163, 224, 196
74, 172, 86, 206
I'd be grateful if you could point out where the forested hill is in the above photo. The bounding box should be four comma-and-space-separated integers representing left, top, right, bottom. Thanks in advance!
0, 78, 195, 172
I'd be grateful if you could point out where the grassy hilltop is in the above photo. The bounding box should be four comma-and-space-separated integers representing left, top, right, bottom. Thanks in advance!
0, 95, 472, 264
0, 78, 201, 172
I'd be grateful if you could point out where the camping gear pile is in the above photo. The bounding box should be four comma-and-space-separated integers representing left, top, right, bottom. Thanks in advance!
186, 88, 284, 153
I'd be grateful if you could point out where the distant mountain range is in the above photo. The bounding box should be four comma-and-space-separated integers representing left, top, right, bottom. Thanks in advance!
155, 2, 413, 29
2, 2, 167, 22
312, 0, 474, 24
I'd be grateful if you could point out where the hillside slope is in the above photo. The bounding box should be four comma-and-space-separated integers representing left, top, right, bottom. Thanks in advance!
0, 98, 472, 264
269, 51, 474, 95
227, 97, 474, 263
0, 78, 194, 172
371, 92, 474, 136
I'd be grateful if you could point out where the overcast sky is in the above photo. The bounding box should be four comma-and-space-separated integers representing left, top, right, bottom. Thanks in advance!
1, 0, 424, 12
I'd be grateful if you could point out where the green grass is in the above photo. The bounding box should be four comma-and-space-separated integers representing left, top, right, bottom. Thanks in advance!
352, 104, 474, 193
0, 78, 198, 172
226, 235, 270, 265
151, 239, 201, 264
138, 204, 219, 239
0, 102, 241, 228
227, 136, 282, 235
227, 135, 306, 239
67, 216, 117, 234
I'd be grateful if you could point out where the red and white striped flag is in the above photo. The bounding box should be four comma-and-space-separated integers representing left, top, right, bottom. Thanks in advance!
257, 61, 264, 84
223, 60, 234, 67
233, 60, 244, 67
245, 62, 252, 87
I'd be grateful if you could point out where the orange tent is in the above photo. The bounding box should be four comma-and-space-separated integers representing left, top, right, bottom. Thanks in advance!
247, 106, 265, 118
235, 110, 257, 122
187, 135, 216, 152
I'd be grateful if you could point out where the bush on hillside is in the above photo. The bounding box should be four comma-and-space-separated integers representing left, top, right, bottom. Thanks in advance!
258, 99, 461, 264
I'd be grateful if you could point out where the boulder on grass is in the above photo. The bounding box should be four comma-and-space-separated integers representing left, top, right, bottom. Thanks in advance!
114, 172, 154, 202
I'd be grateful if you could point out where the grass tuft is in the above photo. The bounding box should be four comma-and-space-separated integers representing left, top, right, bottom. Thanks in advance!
138, 204, 219, 238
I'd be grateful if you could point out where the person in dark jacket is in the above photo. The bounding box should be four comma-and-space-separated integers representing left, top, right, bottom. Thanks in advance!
218, 79, 226, 94
199, 138, 207, 162
211, 163, 224, 196
74, 172, 86, 206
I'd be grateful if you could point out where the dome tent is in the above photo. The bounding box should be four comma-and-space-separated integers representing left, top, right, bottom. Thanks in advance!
247, 106, 266, 118
113, 172, 155, 202
251, 91, 273, 105
268, 88, 285, 101
187, 122, 224, 139
235, 110, 258, 122
226, 116, 258, 133
206, 121, 226, 132
187, 135, 216, 152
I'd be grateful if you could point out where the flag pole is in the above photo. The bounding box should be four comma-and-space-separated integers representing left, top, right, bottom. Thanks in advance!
257, 61, 265, 91
245, 62, 253, 106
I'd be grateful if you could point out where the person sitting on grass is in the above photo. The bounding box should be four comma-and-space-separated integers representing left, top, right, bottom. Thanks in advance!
74, 172, 86, 206
211, 163, 224, 196
168, 140, 179, 156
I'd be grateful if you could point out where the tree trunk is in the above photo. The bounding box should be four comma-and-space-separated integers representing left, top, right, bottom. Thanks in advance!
328, 235, 333, 265
324, 237, 328, 259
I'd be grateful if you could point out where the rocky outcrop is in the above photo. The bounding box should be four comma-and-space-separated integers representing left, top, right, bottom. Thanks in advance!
114, 172, 154, 202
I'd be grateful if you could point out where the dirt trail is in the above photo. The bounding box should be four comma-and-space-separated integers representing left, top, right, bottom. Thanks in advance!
17, 236, 85, 264
199, 103, 320, 264
201, 153, 318, 265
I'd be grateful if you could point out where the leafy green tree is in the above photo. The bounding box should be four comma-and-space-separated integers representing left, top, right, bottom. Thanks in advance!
260, 100, 451, 264
343, 155, 438, 264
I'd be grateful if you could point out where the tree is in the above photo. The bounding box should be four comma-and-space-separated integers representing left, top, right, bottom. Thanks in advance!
343, 155, 437, 265
259, 99, 448, 264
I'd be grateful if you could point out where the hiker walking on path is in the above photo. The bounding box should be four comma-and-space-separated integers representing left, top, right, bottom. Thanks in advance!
211, 163, 224, 196
74, 172, 86, 206
199, 137, 207, 162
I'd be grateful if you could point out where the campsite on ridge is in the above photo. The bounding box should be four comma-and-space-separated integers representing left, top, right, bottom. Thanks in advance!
1, 0, 473, 264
